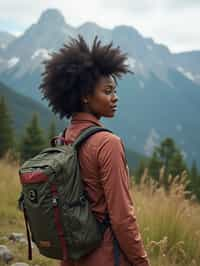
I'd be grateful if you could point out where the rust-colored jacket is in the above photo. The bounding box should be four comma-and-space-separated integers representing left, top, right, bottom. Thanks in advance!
61, 112, 150, 266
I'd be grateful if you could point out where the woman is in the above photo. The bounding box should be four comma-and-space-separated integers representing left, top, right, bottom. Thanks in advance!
40, 35, 150, 266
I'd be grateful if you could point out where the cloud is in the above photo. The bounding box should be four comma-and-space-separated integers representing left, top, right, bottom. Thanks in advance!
100, 0, 200, 14
162, 0, 200, 10
147, 7, 200, 52
100, 0, 154, 13
0, 1, 47, 26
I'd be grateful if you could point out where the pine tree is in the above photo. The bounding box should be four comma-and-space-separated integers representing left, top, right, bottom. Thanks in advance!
134, 160, 146, 184
147, 137, 187, 189
195, 174, 200, 201
148, 151, 162, 182
168, 152, 187, 179
189, 160, 200, 201
0, 96, 14, 157
48, 120, 57, 142
190, 160, 198, 184
157, 138, 177, 174
20, 113, 46, 162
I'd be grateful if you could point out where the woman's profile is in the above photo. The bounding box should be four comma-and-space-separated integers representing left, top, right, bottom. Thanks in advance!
40, 35, 150, 266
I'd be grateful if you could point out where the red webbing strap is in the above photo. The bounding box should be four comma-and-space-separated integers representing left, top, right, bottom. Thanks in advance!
23, 207, 32, 260
51, 184, 68, 261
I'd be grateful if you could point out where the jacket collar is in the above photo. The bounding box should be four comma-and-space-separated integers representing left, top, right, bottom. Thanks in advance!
71, 112, 103, 127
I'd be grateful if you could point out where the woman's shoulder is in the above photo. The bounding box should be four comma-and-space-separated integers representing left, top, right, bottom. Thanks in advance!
94, 129, 121, 143
89, 130, 124, 152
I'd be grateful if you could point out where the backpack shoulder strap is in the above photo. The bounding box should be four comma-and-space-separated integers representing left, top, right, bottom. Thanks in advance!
73, 126, 112, 150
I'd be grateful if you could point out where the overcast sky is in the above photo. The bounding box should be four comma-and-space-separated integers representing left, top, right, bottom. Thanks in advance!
0, 0, 200, 53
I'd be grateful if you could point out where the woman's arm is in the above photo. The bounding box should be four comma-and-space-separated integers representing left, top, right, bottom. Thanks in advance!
97, 133, 150, 266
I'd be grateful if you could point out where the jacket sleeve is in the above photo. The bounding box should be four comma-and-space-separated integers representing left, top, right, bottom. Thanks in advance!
96, 133, 150, 266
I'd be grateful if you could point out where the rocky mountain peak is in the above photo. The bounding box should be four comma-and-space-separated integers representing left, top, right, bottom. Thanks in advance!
113, 25, 140, 37
38, 8, 66, 27
78, 22, 100, 30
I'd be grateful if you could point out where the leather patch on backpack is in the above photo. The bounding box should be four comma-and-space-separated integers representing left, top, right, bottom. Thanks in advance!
39, 241, 51, 248
28, 189, 38, 203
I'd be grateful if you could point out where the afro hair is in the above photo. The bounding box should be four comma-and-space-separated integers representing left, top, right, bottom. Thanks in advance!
39, 35, 131, 118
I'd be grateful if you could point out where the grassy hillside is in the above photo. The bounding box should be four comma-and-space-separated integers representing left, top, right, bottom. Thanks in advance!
0, 81, 65, 135
0, 158, 200, 266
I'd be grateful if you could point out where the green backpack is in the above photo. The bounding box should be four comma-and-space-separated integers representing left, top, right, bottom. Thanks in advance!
18, 126, 112, 261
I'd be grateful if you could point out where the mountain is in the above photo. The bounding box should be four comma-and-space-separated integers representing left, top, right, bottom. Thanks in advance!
0, 81, 65, 135
0, 8, 200, 167
0, 31, 16, 50
172, 51, 200, 84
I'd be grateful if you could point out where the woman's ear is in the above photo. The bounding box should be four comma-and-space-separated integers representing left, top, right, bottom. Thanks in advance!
82, 95, 89, 104
83, 99, 88, 104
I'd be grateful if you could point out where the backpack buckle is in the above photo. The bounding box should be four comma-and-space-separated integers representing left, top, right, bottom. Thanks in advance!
18, 192, 24, 211
52, 197, 58, 207
79, 195, 86, 206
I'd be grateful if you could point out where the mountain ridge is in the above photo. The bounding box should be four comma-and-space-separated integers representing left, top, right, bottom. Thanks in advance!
0, 8, 200, 167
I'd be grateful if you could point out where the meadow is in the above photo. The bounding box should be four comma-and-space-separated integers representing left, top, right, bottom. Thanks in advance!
0, 158, 200, 266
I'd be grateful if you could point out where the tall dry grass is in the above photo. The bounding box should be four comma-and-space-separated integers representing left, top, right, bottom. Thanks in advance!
0, 158, 200, 266
131, 172, 200, 266
0, 158, 23, 230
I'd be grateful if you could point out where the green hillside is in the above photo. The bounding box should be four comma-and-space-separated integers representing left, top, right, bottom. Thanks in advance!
0, 81, 66, 135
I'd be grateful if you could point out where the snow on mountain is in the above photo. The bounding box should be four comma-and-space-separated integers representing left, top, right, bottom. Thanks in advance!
127, 57, 136, 70
0, 43, 6, 49
177, 66, 195, 81
31, 49, 51, 60
7, 57, 20, 68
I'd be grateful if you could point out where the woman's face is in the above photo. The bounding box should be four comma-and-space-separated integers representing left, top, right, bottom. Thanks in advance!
83, 75, 118, 119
